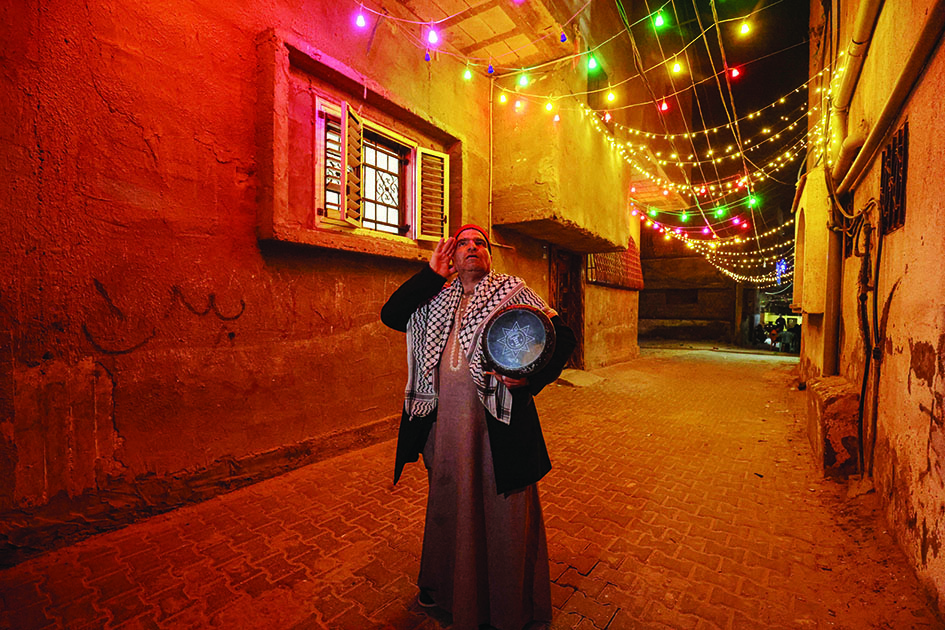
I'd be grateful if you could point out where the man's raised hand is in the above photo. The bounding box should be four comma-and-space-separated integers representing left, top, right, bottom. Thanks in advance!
430, 237, 456, 278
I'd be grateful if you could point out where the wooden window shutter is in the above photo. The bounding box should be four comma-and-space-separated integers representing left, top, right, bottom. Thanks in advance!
416, 148, 449, 241
342, 102, 363, 226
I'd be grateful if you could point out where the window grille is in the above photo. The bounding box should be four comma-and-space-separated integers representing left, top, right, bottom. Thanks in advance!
880, 121, 908, 234
362, 130, 408, 235
586, 239, 644, 290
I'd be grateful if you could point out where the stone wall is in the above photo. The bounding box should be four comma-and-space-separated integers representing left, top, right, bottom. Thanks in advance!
638, 226, 737, 341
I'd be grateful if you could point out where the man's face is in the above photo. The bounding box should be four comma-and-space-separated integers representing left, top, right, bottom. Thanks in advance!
452, 229, 492, 276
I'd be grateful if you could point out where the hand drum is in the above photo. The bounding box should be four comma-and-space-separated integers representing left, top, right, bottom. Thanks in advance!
482, 305, 556, 378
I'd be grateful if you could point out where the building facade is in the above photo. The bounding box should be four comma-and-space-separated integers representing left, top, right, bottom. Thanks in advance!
796, 0, 945, 611
0, 0, 652, 562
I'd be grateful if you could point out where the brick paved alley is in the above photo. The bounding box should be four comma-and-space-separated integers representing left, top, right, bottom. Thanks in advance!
1, 346, 941, 630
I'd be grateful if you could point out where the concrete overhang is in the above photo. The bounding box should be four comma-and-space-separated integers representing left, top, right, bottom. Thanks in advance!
495, 217, 625, 253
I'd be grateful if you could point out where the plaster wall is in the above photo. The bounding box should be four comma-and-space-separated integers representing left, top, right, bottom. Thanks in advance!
0, 0, 570, 559
584, 284, 639, 369
582, 218, 642, 370
795, 166, 831, 380
490, 0, 666, 255
490, 85, 632, 252
804, 0, 945, 611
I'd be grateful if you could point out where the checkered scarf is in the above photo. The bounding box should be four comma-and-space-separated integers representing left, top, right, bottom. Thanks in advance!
404, 271, 549, 425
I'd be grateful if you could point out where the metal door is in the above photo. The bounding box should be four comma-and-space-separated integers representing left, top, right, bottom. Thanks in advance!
550, 247, 585, 369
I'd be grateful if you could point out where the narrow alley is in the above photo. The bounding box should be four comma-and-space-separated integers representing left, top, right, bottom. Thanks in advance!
1, 346, 939, 630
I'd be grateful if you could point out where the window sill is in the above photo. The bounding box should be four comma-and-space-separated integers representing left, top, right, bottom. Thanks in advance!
259, 222, 430, 262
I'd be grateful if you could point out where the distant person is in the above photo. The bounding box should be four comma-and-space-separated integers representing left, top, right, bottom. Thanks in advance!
766, 328, 779, 349
381, 225, 576, 630
779, 326, 795, 353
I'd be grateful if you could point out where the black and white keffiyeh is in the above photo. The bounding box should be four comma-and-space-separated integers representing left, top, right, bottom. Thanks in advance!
404, 271, 552, 425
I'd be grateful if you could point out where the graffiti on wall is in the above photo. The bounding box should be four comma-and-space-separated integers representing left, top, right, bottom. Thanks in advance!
82, 279, 245, 355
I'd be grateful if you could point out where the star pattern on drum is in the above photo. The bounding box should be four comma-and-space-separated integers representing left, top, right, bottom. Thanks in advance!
496, 321, 535, 361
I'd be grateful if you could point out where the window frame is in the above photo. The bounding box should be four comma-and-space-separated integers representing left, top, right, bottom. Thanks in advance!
360, 121, 416, 236
256, 30, 459, 262
312, 95, 449, 243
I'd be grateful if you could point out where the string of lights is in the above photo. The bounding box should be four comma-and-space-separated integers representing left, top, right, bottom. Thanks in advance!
348, 0, 820, 285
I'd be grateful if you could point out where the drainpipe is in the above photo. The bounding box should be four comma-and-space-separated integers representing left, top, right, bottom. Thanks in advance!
828, 0, 884, 168
836, 0, 945, 195
819, 0, 883, 376
831, 126, 866, 184
823, 228, 842, 375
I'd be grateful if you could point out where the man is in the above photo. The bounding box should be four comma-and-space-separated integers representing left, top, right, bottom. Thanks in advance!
381, 225, 575, 630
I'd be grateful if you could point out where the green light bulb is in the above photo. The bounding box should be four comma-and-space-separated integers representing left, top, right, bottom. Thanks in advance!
588, 56, 598, 71
518, 74, 528, 87
681, 212, 689, 222
654, 12, 665, 27
648, 209, 658, 217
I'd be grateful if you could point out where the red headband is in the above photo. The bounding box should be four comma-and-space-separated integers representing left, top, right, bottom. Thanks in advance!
453, 224, 491, 251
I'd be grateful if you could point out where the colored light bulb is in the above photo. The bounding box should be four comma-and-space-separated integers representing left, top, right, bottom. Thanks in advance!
518, 74, 528, 87
660, 101, 669, 112
487, 64, 494, 74
355, 12, 366, 28
672, 61, 682, 73
606, 91, 615, 102
681, 212, 689, 222
731, 68, 741, 78
561, 32, 567, 43
463, 68, 472, 80
588, 56, 598, 70
427, 28, 439, 45
740, 22, 750, 35
654, 12, 665, 27
545, 102, 553, 112
499, 93, 507, 104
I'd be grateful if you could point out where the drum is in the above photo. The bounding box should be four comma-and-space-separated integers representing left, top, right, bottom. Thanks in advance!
482, 304, 556, 378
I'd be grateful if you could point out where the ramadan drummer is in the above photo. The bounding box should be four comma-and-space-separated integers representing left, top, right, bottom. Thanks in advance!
380, 224, 576, 630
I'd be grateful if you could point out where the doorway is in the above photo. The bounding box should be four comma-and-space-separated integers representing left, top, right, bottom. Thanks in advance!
550, 246, 585, 369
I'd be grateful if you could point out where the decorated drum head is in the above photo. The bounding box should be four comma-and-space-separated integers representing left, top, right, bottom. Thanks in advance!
483, 305, 556, 378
